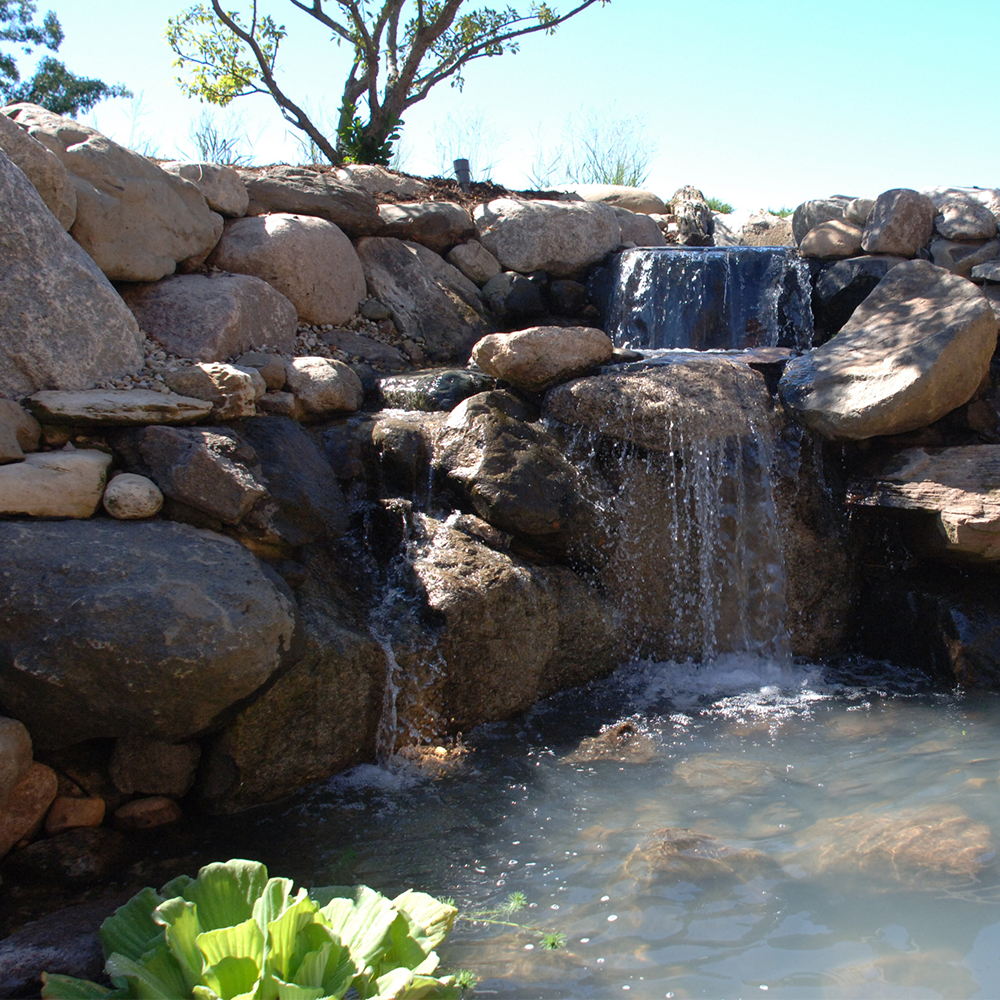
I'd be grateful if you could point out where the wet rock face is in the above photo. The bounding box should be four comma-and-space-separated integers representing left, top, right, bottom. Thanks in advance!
378, 368, 495, 411
0, 520, 296, 747
780, 261, 997, 441
432, 390, 605, 560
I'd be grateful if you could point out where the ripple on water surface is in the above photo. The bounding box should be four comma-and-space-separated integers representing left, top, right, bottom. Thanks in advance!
207, 655, 1000, 999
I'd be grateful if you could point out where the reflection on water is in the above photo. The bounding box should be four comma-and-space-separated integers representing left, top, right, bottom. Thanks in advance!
207, 656, 1000, 999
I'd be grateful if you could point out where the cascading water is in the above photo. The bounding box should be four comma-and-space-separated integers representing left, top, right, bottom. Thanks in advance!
601, 246, 815, 351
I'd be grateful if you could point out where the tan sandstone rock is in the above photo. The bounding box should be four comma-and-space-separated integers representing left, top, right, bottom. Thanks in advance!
102, 473, 164, 520
208, 213, 366, 326
446, 240, 502, 286
567, 184, 668, 215
0, 448, 111, 517
162, 362, 258, 419
779, 261, 997, 440
472, 325, 614, 392
861, 188, 937, 257
4, 104, 220, 281
44, 796, 105, 835
158, 160, 249, 217
0, 716, 32, 806
0, 110, 75, 228
799, 220, 863, 259
284, 357, 363, 417
474, 198, 621, 277
27, 389, 212, 426
0, 400, 41, 464
929, 237, 1000, 279
0, 762, 58, 858
934, 198, 999, 241
614, 207, 667, 247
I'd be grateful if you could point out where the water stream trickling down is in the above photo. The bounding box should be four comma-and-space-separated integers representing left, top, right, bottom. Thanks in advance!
199, 248, 1000, 999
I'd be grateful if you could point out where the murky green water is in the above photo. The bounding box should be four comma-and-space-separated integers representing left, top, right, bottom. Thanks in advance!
211, 657, 1000, 999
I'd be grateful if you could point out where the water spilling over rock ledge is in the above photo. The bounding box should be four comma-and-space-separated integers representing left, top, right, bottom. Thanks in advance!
4, 102, 1000, 970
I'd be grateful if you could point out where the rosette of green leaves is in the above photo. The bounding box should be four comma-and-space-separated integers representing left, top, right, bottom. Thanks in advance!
41, 859, 460, 1000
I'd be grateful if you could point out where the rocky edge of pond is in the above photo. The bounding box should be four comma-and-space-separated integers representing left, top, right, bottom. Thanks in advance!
3, 101, 1000, 986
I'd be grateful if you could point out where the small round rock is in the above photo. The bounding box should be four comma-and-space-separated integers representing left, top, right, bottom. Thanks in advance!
103, 473, 164, 520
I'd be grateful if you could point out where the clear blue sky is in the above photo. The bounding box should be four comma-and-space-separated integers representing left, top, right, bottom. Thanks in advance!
20, 0, 1000, 211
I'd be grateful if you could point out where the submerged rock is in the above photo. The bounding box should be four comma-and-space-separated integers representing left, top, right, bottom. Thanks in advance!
793, 805, 994, 888
561, 720, 658, 764
378, 368, 495, 411
624, 828, 777, 888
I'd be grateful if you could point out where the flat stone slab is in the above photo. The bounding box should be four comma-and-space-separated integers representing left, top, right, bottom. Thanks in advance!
972, 261, 1000, 283
0, 449, 111, 517
26, 389, 212, 425
849, 445, 1000, 560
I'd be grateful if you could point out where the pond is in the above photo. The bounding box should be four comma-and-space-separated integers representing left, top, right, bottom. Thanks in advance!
206, 654, 1000, 1000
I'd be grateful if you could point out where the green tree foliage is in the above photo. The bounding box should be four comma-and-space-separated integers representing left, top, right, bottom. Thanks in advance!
0, 1, 131, 115
166, 0, 610, 166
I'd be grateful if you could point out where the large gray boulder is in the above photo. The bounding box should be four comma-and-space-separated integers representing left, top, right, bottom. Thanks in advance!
356, 236, 491, 363
474, 198, 621, 277
0, 149, 143, 398
566, 184, 667, 215
0, 520, 296, 748
0, 110, 75, 228
241, 164, 384, 236
861, 188, 937, 257
118, 272, 297, 362
207, 213, 366, 325
779, 261, 997, 440
4, 104, 221, 281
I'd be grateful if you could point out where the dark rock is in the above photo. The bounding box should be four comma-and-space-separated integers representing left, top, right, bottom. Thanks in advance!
1, 827, 131, 885
0, 898, 118, 998
356, 237, 491, 364
811, 255, 904, 340
111, 425, 266, 525
432, 390, 603, 559
377, 368, 495, 411
109, 738, 201, 797
237, 416, 347, 546
0, 520, 296, 747
319, 330, 409, 370
372, 412, 443, 496
503, 274, 547, 319
549, 278, 588, 316
201, 549, 386, 812
241, 165, 384, 237
320, 416, 377, 481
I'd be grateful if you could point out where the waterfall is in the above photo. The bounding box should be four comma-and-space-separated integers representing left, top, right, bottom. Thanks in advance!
601, 246, 814, 351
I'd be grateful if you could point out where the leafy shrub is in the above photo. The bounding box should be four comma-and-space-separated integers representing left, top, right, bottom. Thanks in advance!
42, 859, 462, 1000
767, 206, 794, 217
705, 197, 734, 214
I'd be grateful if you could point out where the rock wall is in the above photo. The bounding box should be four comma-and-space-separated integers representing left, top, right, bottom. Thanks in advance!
3, 99, 1000, 897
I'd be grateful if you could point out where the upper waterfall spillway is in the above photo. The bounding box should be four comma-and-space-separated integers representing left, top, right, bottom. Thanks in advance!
602, 246, 815, 351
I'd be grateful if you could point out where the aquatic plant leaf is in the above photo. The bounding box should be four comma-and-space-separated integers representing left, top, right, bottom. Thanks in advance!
201, 955, 261, 999
99, 887, 165, 963
252, 878, 297, 933
266, 896, 319, 980
105, 945, 189, 999
160, 874, 196, 899
40, 974, 122, 999
197, 917, 265, 971
154, 896, 204, 991
319, 886, 396, 973
272, 978, 324, 1000
391, 892, 457, 953
183, 861, 270, 932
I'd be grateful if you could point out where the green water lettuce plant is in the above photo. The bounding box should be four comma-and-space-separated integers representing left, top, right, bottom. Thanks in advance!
41, 859, 461, 1000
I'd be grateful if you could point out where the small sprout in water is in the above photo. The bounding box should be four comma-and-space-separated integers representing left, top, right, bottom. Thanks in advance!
455, 969, 478, 991
502, 890, 527, 914
542, 931, 568, 950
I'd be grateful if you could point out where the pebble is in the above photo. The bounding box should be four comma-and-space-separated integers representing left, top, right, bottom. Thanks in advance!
113, 796, 182, 831
44, 796, 106, 835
